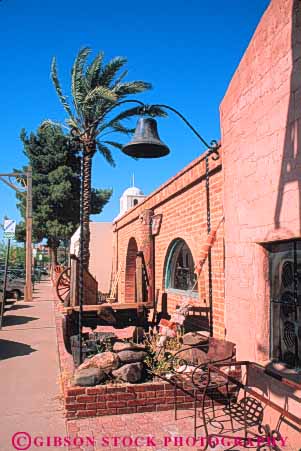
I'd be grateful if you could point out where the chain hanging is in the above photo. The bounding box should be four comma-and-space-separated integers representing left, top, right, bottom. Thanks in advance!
79, 152, 85, 364
205, 153, 213, 336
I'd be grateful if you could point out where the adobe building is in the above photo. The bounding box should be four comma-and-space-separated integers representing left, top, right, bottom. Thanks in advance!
70, 222, 113, 294
109, 0, 300, 445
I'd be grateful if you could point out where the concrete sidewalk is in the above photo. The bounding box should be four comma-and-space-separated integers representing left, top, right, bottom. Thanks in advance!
0, 280, 66, 451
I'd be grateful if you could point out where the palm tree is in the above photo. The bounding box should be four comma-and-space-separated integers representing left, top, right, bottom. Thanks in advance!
50, 47, 164, 269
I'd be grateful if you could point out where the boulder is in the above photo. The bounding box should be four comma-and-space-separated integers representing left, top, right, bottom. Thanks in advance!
113, 341, 146, 352
117, 350, 148, 364
182, 331, 209, 347
112, 362, 143, 383
78, 351, 120, 373
176, 346, 208, 365
73, 367, 106, 386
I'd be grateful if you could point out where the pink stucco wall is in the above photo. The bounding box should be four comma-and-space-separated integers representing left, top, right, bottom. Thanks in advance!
221, 0, 301, 363
221, 0, 301, 446
89, 222, 113, 293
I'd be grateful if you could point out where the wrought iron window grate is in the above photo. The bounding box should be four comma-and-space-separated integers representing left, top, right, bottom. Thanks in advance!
267, 240, 301, 369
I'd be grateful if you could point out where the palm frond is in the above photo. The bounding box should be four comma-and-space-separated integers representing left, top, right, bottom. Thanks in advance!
147, 105, 169, 117
97, 118, 129, 135
65, 118, 80, 132
111, 69, 128, 88
104, 105, 168, 125
84, 86, 117, 108
51, 57, 75, 120
102, 139, 138, 162
86, 51, 104, 89
71, 47, 91, 114
113, 81, 152, 97
96, 141, 116, 167
103, 140, 123, 150
99, 120, 135, 136
98, 56, 127, 87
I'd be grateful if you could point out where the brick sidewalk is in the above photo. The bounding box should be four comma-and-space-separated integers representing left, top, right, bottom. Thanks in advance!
67, 408, 223, 451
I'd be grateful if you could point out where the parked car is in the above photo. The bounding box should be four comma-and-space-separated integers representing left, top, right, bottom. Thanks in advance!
0, 268, 25, 280
0, 276, 25, 300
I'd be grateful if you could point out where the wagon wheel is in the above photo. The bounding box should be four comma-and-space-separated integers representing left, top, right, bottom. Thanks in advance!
56, 267, 71, 303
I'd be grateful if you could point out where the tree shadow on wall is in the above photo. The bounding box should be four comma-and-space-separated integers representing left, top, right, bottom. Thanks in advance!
274, 0, 301, 231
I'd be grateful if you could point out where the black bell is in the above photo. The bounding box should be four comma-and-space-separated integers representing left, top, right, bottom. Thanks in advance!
122, 117, 170, 158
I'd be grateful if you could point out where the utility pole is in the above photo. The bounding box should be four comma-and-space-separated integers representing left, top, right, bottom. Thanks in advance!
24, 167, 32, 302
0, 167, 33, 302
0, 238, 11, 329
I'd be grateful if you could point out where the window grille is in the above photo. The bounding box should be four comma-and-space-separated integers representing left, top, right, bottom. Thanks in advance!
165, 239, 198, 293
266, 240, 301, 369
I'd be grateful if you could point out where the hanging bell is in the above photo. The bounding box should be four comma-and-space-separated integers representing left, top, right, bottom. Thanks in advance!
122, 117, 170, 158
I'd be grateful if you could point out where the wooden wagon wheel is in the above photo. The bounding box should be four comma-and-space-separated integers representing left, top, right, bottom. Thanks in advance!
56, 267, 71, 303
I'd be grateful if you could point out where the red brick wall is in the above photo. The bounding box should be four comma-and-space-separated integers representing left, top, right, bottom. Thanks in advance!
114, 152, 225, 338
65, 382, 200, 419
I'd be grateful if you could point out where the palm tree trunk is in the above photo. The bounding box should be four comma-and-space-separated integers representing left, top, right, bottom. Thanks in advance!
82, 150, 93, 269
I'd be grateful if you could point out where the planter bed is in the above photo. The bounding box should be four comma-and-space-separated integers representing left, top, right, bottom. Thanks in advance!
65, 380, 198, 419
53, 290, 234, 419
52, 293, 182, 418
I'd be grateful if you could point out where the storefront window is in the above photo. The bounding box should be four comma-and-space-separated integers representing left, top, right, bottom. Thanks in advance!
165, 239, 198, 293
266, 240, 301, 368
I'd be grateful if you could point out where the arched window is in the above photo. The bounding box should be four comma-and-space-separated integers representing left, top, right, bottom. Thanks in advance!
133, 198, 138, 206
165, 239, 198, 294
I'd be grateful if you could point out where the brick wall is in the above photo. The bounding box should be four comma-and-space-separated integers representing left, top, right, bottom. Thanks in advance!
114, 151, 225, 338
65, 382, 199, 419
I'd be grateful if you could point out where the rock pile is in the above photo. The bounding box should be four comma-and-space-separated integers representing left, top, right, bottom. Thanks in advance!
73, 341, 148, 386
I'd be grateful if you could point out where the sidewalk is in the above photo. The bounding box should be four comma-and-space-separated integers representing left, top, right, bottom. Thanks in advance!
0, 280, 66, 451
1, 281, 293, 451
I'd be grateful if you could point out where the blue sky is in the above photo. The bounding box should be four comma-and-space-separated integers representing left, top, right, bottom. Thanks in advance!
0, 0, 270, 237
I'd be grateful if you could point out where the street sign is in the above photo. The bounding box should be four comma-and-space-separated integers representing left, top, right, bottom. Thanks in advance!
3, 219, 16, 240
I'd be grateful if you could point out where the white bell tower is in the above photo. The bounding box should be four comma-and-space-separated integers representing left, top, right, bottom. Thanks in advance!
117, 175, 146, 218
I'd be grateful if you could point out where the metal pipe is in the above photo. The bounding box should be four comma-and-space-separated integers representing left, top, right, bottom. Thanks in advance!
147, 103, 220, 156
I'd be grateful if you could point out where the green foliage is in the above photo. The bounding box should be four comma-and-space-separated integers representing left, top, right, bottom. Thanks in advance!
50, 47, 167, 165
49, 47, 166, 268
0, 240, 25, 267
143, 333, 183, 377
86, 336, 114, 358
15, 124, 112, 250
